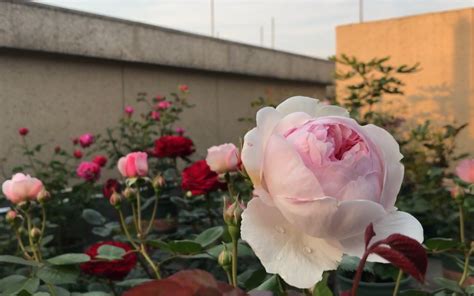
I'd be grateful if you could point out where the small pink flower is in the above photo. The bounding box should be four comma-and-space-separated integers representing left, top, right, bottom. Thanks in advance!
151, 111, 160, 121
2, 173, 44, 204
179, 84, 189, 92
77, 162, 101, 182
79, 133, 95, 148
175, 127, 185, 136
124, 106, 134, 116
18, 128, 29, 136
73, 149, 83, 159
117, 152, 148, 178
456, 159, 474, 183
92, 155, 108, 167
157, 101, 172, 110
206, 143, 240, 174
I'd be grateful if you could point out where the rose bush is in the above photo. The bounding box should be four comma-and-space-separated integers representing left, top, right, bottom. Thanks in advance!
240, 96, 423, 288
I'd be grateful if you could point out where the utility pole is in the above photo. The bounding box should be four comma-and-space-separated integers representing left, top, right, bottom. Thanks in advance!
260, 25, 264, 46
211, 0, 215, 36
271, 17, 275, 49
359, 0, 363, 23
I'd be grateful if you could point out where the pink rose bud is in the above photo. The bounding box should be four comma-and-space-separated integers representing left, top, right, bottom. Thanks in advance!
157, 101, 172, 110
30, 227, 42, 241
37, 189, 51, 203
18, 128, 29, 136
223, 196, 245, 227
109, 192, 122, 208
76, 161, 101, 182
450, 185, 464, 200
206, 143, 240, 174
456, 159, 474, 183
179, 84, 189, 92
92, 155, 108, 167
2, 173, 44, 204
117, 152, 149, 178
6, 210, 18, 223
73, 149, 83, 159
79, 133, 95, 148
175, 127, 185, 136
151, 111, 160, 121
124, 106, 134, 116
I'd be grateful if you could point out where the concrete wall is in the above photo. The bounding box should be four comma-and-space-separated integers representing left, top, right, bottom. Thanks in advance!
0, 1, 332, 176
336, 8, 474, 153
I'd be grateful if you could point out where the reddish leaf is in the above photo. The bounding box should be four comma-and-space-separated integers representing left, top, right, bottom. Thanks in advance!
381, 234, 428, 278
364, 223, 376, 250
371, 241, 427, 282
124, 269, 247, 296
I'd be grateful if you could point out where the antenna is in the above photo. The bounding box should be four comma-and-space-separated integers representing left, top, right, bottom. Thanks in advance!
210, 0, 215, 36
271, 17, 275, 49
260, 26, 264, 46
359, 0, 364, 23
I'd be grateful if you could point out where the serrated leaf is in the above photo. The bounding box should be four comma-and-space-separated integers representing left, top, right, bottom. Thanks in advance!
0, 255, 39, 266
47, 253, 90, 265
82, 209, 106, 226
194, 226, 224, 248
96, 245, 126, 260
37, 265, 79, 285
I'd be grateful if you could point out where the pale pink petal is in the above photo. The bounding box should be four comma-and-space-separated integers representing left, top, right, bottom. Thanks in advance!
363, 124, 404, 210
117, 157, 127, 177
11, 180, 31, 202
134, 152, 148, 176
241, 198, 342, 289
456, 159, 474, 183
275, 96, 321, 116
2, 180, 21, 203
27, 178, 44, 200
263, 134, 323, 200
125, 154, 138, 177
11, 173, 28, 182
314, 105, 349, 118
241, 128, 262, 186
273, 112, 313, 135
340, 211, 423, 263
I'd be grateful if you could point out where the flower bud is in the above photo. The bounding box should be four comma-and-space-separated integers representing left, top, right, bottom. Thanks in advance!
218, 246, 232, 272
152, 175, 165, 191
30, 227, 41, 241
37, 189, 51, 204
123, 187, 137, 200
6, 210, 18, 224
109, 192, 123, 208
223, 197, 244, 228
450, 185, 464, 200
186, 191, 193, 198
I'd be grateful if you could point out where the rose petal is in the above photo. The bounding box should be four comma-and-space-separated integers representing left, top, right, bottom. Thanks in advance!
363, 124, 404, 210
241, 198, 342, 288
275, 96, 321, 116
314, 105, 349, 118
340, 211, 424, 263
241, 128, 262, 186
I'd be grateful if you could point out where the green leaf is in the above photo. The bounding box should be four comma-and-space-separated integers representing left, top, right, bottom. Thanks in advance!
207, 242, 254, 258
38, 285, 70, 296
95, 245, 126, 260
166, 240, 203, 255
313, 273, 333, 296
37, 265, 79, 285
82, 209, 106, 226
33, 293, 50, 296
252, 275, 280, 293
434, 277, 464, 293
194, 226, 224, 248
424, 238, 460, 252
0, 275, 27, 292
3, 277, 39, 295
237, 267, 267, 290
47, 253, 90, 265
115, 278, 152, 287
0, 255, 39, 266
92, 226, 112, 237
465, 285, 474, 294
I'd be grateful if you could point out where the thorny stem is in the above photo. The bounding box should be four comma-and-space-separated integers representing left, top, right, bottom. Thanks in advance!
231, 237, 238, 287
458, 246, 473, 287
458, 203, 465, 245
144, 195, 159, 236
15, 230, 32, 260
139, 243, 161, 279
136, 190, 143, 235
392, 269, 403, 296
118, 209, 138, 249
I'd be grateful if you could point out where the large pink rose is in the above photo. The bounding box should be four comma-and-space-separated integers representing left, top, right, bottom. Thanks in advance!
206, 143, 240, 174
240, 96, 423, 288
2, 173, 44, 204
456, 159, 474, 183
117, 152, 148, 178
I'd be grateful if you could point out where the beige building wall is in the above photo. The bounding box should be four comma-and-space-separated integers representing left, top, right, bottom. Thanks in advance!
0, 2, 332, 178
336, 8, 474, 153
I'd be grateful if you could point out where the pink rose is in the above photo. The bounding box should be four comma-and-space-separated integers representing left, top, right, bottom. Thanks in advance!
117, 152, 148, 178
179, 84, 189, 92
79, 133, 95, 148
73, 149, 83, 159
456, 159, 474, 183
240, 96, 423, 288
175, 127, 185, 136
206, 143, 240, 174
77, 161, 101, 182
157, 101, 172, 110
92, 155, 108, 167
2, 173, 44, 204
124, 106, 134, 116
18, 128, 29, 136
151, 111, 160, 121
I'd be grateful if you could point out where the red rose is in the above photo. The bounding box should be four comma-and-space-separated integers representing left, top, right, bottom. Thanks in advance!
152, 136, 195, 158
80, 241, 137, 281
73, 149, 83, 159
103, 179, 122, 200
93, 155, 108, 167
181, 160, 224, 196
18, 128, 29, 136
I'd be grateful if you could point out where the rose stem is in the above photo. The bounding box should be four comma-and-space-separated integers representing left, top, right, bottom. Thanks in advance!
392, 269, 403, 296
458, 246, 473, 286
351, 251, 370, 296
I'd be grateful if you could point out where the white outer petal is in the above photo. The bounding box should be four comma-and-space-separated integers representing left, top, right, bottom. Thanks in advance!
363, 124, 404, 210
275, 96, 349, 118
340, 211, 424, 263
241, 198, 343, 288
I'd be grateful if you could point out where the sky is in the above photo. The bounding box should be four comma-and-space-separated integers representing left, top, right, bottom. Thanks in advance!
36, 0, 473, 59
